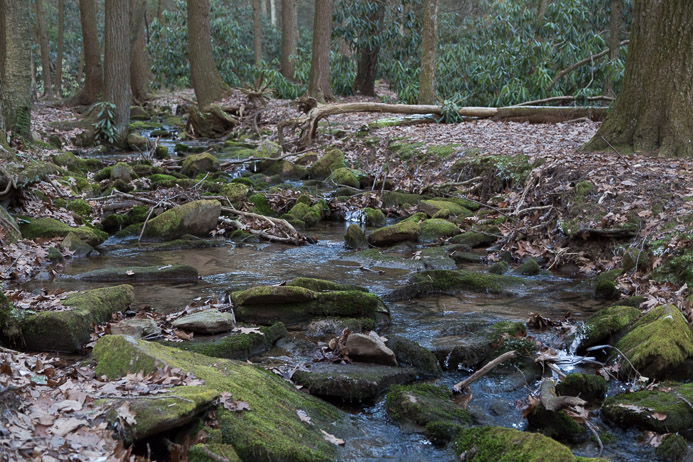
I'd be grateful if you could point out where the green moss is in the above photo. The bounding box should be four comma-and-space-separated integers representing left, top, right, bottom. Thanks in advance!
181, 153, 220, 177
489, 261, 509, 274
149, 173, 179, 183
128, 120, 159, 130
426, 144, 460, 159
381, 191, 427, 208
386, 335, 441, 378
368, 220, 421, 246
655, 434, 688, 461
363, 207, 386, 227
344, 224, 368, 249
142, 200, 220, 240
189, 443, 241, 462
556, 373, 608, 402
527, 405, 587, 443
18, 217, 107, 246
454, 426, 584, 462
249, 193, 274, 216
579, 305, 640, 350
261, 160, 306, 179
94, 166, 114, 181
231, 286, 317, 306
231, 177, 254, 187
450, 231, 498, 249
387, 139, 425, 161
92, 335, 346, 462
603, 383, 693, 433
401, 212, 428, 223
420, 200, 473, 218
331, 167, 360, 188
307, 148, 345, 179
220, 183, 249, 207
54, 198, 68, 209
52, 152, 102, 173
286, 201, 323, 228
512, 259, 540, 276
390, 269, 525, 299
67, 199, 92, 217
419, 219, 460, 242
616, 304, 693, 378
287, 278, 368, 293
171, 323, 287, 360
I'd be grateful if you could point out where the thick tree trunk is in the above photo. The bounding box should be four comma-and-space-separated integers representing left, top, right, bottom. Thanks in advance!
270, 0, 277, 27
418, 0, 439, 105
104, 0, 131, 146
76, 46, 84, 86
280, 0, 298, 79
74, 0, 103, 106
56, 0, 65, 97
187, 0, 228, 108
585, 0, 693, 157
353, 1, 385, 96
307, 0, 333, 102
130, 0, 151, 102
0, 0, 33, 139
603, 0, 621, 97
253, 0, 263, 64
34, 0, 53, 98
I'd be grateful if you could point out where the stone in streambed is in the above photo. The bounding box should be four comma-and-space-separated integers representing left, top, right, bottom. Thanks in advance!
62, 232, 96, 257
387, 269, 526, 300
344, 224, 368, 249
512, 258, 540, 276
345, 332, 397, 366
172, 309, 236, 334
386, 335, 441, 378
573, 304, 640, 351
110, 318, 161, 338
77, 264, 198, 283
450, 231, 497, 249
181, 153, 220, 177
110, 162, 136, 182
231, 285, 316, 305
555, 373, 608, 403
368, 220, 420, 246
418, 219, 460, 243
307, 148, 345, 180
143, 199, 221, 240
18, 216, 107, 246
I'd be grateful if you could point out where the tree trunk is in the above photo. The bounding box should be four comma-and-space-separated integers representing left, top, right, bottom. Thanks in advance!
603, 0, 621, 97
280, 0, 297, 79
270, 0, 277, 27
353, 0, 385, 96
536, 0, 548, 29
187, 0, 228, 108
34, 0, 53, 98
104, 0, 131, 146
130, 0, 151, 102
56, 0, 65, 97
307, 0, 333, 102
418, 0, 439, 105
584, 0, 693, 158
76, 46, 84, 86
253, 0, 263, 64
74, 0, 103, 106
0, 0, 33, 139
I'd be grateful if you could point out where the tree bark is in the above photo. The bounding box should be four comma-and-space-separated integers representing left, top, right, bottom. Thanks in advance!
536, 0, 548, 29
104, 0, 131, 145
56, 0, 65, 97
34, 0, 53, 98
130, 0, 151, 102
353, 0, 386, 96
418, 0, 439, 105
270, 0, 277, 27
187, 0, 228, 108
280, 0, 297, 79
307, 0, 333, 102
604, 0, 621, 97
253, 0, 263, 64
0, 0, 33, 139
73, 0, 103, 106
585, 0, 693, 158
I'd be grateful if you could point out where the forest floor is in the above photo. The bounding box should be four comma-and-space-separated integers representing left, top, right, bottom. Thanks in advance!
2, 90, 693, 460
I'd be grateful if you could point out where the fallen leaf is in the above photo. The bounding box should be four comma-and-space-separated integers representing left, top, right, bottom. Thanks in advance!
125, 270, 135, 276
320, 429, 345, 446
296, 409, 313, 425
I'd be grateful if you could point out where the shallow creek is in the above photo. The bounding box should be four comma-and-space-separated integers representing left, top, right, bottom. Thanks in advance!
15, 216, 664, 461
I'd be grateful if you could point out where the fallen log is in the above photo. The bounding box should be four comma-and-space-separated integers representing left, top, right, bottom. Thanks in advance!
289, 102, 608, 147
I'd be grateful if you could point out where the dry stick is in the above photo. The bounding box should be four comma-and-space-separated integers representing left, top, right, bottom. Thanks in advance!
585, 344, 642, 383
600, 136, 633, 170
137, 195, 180, 245
219, 216, 298, 244
547, 40, 629, 90
453, 350, 517, 393
513, 95, 614, 107
585, 421, 603, 458
220, 151, 297, 167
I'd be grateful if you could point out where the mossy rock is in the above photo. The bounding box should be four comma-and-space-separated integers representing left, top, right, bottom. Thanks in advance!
388, 269, 525, 300
615, 304, 693, 378
77, 265, 198, 283
556, 373, 608, 403
0, 285, 133, 353
527, 404, 587, 443
450, 231, 498, 249
111, 162, 136, 182
141, 237, 220, 252
154, 145, 169, 159
18, 217, 107, 246
419, 247, 458, 270
489, 261, 509, 274
512, 259, 540, 276
363, 207, 386, 227
330, 167, 360, 188
602, 383, 693, 433
594, 268, 623, 300
385, 335, 441, 378
576, 305, 641, 351
368, 220, 420, 246
419, 200, 472, 218
454, 426, 605, 462
231, 285, 316, 306
181, 153, 220, 178
189, 443, 241, 462
143, 200, 220, 240
92, 335, 349, 462
426, 144, 460, 158
261, 160, 306, 179
344, 223, 368, 249
381, 191, 427, 208
220, 183, 249, 208
307, 148, 345, 179
62, 232, 96, 257
104, 386, 218, 442
0, 206, 21, 243
449, 249, 483, 265
255, 140, 281, 158
51, 152, 101, 173
127, 133, 149, 151
622, 248, 651, 273
249, 193, 274, 216
419, 219, 460, 243
170, 323, 287, 360
655, 434, 688, 461
386, 383, 471, 445
293, 362, 416, 403
286, 277, 368, 293
401, 212, 428, 223
67, 199, 92, 218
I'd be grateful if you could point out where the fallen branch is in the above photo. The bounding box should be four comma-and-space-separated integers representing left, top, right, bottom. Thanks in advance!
539, 379, 586, 411
513, 95, 614, 107
547, 40, 629, 90
453, 350, 517, 393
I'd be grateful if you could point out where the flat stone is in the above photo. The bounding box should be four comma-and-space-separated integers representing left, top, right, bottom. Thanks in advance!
172, 309, 236, 334
111, 318, 161, 338
346, 332, 397, 366
77, 264, 198, 283
143, 200, 221, 240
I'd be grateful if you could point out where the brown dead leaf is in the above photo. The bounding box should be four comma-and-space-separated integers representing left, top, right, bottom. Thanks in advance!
320, 429, 345, 446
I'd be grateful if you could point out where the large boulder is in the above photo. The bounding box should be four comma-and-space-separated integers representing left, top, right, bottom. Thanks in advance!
307, 148, 345, 179
18, 217, 107, 246
0, 285, 134, 352
344, 224, 368, 249
387, 269, 526, 300
181, 153, 220, 177
572, 305, 641, 351
143, 200, 220, 240
368, 220, 420, 246
171, 309, 236, 334
345, 332, 397, 366
93, 335, 350, 461
171, 323, 287, 360
615, 304, 693, 378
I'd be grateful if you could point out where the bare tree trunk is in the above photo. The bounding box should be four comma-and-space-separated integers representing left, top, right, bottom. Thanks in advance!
253, 0, 263, 64
270, 0, 277, 27
187, 0, 228, 108
104, 0, 131, 145
34, 0, 53, 98
0, 0, 33, 139
603, 0, 621, 97
585, 0, 693, 158
130, 0, 151, 102
73, 0, 103, 106
76, 46, 84, 86
418, 0, 439, 104
536, 0, 548, 29
280, 0, 297, 79
307, 0, 333, 102
353, 0, 385, 96
56, 0, 65, 97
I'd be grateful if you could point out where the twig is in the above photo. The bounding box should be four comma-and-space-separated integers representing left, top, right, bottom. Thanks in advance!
547, 40, 629, 90
359, 265, 385, 275
192, 172, 210, 190
199, 446, 231, 462
600, 136, 631, 169
585, 421, 603, 458
219, 151, 297, 167
585, 344, 642, 382
453, 350, 517, 393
